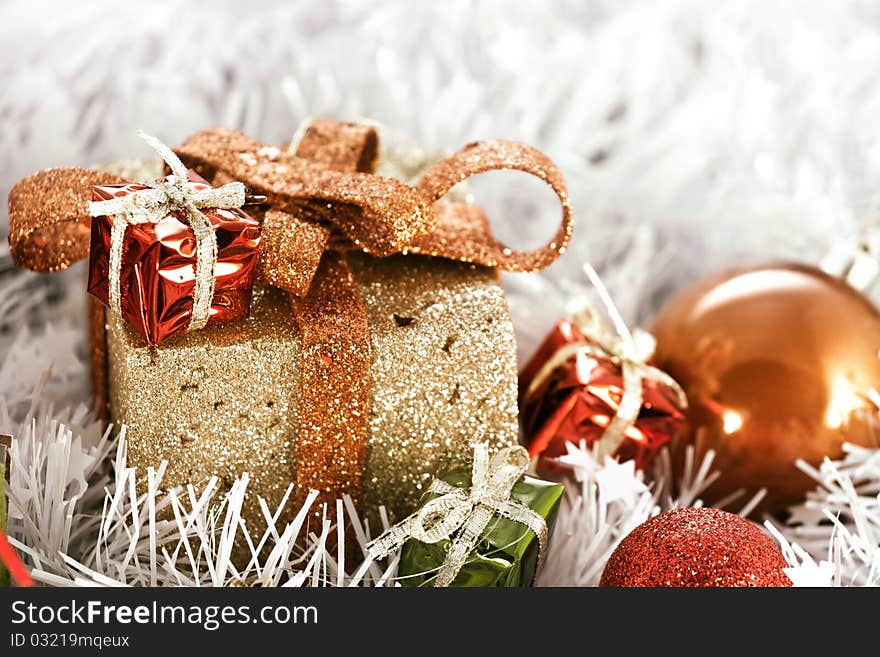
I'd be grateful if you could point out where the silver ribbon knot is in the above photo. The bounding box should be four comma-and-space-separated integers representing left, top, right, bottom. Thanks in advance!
523, 264, 688, 460
366, 443, 549, 587
88, 130, 246, 333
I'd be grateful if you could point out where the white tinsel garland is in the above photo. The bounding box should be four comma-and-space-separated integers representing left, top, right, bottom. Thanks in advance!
776, 444, 880, 586
3, 360, 878, 587
2, 386, 398, 588
2, 0, 880, 587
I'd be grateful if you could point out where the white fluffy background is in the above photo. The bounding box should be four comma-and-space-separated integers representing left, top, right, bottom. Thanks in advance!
1, 0, 879, 586
7, 0, 880, 348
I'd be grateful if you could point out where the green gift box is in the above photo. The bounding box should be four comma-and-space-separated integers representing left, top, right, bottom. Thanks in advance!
393, 450, 563, 588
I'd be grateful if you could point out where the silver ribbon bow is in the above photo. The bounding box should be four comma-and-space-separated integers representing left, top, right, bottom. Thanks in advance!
366, 443, 549, 587
523, 264, 688, 460
88, 130, 246, 332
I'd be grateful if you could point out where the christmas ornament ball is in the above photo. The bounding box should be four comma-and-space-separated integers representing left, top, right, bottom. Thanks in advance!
600, 507, 791, 587
651, 262, 880, 512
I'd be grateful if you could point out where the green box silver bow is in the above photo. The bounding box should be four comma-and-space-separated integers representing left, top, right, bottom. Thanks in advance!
367, 443, 564, 587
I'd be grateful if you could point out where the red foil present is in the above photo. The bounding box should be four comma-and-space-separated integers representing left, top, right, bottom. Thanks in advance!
519, 319, 686, 471
87, 172, 261, 345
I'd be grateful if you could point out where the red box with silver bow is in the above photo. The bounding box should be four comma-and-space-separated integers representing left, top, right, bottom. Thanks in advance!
87, 171, 261, 345
519, 318, 687, 471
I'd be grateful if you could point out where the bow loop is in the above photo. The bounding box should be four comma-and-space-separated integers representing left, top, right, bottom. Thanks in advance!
569, 304, 655, 365
410, 489, 472, 544
485, 444, 530, 501
469, 441, 492, 490
174, 127, 435, 258
8, 168, 129, 272
411, 140, 574, 272
87, 176, 246, 226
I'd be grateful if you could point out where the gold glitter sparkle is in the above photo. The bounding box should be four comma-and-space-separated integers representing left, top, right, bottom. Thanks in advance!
105, 253, 519, 534
9, 120, 573, 551
8, 168, 126, 272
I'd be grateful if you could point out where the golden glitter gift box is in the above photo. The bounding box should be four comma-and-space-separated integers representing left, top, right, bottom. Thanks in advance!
9, 120, 573, 537
102, 252, 518, 528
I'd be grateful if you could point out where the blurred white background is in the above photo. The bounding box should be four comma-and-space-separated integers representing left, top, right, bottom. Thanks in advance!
2, 0, 880, 358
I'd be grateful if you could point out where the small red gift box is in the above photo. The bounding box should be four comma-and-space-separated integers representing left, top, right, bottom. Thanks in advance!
519, 319, 686, 471
87, 172, 261, 345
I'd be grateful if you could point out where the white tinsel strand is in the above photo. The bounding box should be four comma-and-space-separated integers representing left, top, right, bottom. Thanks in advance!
3, 400, 398, 588
764, 523, 837, 587
0, 387, 110, 582
536, 440, 769, 587
777, 443, 880, 587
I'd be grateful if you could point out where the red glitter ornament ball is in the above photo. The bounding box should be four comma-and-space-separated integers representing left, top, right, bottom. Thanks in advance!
600, 507, 792, 587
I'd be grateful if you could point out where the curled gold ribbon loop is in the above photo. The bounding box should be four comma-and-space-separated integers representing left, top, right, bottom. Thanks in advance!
411, 140, 574, 272
8, 168, 127, 272
366, 443, 549, 587
171, 128, 574, 296
523, 265, 688, 460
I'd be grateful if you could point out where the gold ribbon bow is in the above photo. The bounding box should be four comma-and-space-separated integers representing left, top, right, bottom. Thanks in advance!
170, 125, 573, 296
523, 265, 687, 459
88, 130, 247, 332
366, 443, 548, 587
7, 120, 573, 517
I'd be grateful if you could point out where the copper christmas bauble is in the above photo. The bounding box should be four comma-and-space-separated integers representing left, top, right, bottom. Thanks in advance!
600, 507, 791, 587
652, 262, 880, 512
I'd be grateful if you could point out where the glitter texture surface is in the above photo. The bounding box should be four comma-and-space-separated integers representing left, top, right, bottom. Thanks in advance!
105, 252, 518, 531
173, 128, 573, 272
600, 507, 792, 587
353, 253, 519, 518
291, 252, 372, 514
7, 168, 126, 272
10, 121, 565, 539
258, 209, 329, 297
